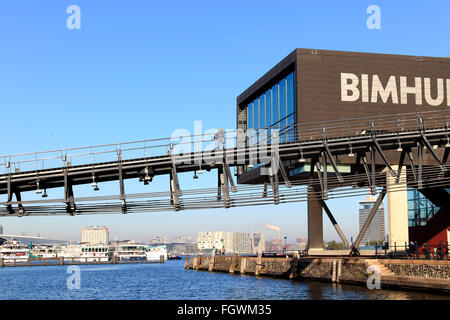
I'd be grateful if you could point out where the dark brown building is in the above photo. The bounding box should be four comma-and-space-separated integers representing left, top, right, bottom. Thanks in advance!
237, 48, 450, 128
236, 49, 450, 184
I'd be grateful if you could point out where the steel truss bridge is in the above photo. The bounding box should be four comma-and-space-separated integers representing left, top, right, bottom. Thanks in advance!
1, 110, 450, 227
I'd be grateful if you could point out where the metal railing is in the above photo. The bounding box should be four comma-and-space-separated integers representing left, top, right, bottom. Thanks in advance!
373, 241, 450, 260
1, 109, 449, 174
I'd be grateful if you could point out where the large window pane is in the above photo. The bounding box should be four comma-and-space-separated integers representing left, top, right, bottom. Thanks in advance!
272, 83, 279, 127
286, 72, 295, 142
265, 89, 271, 127
279, 78, 286, 142
259, 95, 265, 129
287, 72, 294, 117
248, 101, 252, 130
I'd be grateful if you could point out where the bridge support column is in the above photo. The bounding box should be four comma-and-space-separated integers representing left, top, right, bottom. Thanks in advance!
386, 165, 409, 250
307, 186, 323, 252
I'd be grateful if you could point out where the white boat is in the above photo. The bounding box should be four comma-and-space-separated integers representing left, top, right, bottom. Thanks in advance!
60, 244, 111, 262
0, 240, 30, 263
30, 245, 58, 259
59, 244, 82, 261
145, 245, 168, 261
117, 244, 146, 261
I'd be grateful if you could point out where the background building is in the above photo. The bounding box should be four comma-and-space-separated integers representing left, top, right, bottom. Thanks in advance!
81, 226, 109, 245
197, 231, 253, 253
213, 231, 234, 253
197, 232, 214, 251
233, 232, 251, 254
359, 196, 385, 245
166, 243, 198, 256
251, 233, 265, 254
149, 236, 168, 244
171, 236, 192, 244
0, 225, 3, 235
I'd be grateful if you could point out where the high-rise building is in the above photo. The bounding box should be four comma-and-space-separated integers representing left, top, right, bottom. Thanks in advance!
197, 232, 214, 250
359, 196, 385, 245
197, 231, 234, 252
251, 233, 265, 254
81, 226, 109, 245
233, 232, 251, 254
213, 231, 234, 253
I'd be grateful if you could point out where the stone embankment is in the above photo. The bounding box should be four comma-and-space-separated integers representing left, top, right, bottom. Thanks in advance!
185, 253, 450, 293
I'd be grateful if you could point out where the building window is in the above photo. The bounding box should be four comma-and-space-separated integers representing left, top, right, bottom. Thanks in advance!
245, 71, 296, 144
407, 190, 440, 227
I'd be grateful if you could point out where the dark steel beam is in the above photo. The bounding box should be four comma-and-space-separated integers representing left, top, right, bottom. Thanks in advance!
318, 198, 350, 248
64, 169, 75, 216
395, 149, 406, 184
354, 186, 387, 248
322, 128, 344, 183
371, 122, 396, 177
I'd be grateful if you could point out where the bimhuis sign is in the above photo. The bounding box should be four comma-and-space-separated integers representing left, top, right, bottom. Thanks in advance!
341, 73, 450, 107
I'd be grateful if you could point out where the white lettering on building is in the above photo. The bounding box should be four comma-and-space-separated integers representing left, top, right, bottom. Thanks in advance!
340, 73, 450, 107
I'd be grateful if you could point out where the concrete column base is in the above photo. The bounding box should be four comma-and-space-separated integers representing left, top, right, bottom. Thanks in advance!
386, 165, 409, 250
307, 186, 324, 251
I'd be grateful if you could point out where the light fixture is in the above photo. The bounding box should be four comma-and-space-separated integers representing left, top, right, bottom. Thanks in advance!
433, 145, 438, 150
360, 130, 366, 135
35, 181, 42, 194
198, 169, 203, 174
91, 173, 99, 191
299, 158, 305, 163
248, 163, 254, 168
144, 167, 153, 184
348, 152, 354, 157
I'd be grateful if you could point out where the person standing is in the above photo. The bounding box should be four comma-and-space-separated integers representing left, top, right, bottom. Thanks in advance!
214, 128, 225, 150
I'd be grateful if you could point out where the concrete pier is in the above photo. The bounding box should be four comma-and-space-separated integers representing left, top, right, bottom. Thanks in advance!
185, 254, 450, 293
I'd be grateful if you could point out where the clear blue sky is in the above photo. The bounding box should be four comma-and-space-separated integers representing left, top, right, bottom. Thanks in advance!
0, 1, 448, 243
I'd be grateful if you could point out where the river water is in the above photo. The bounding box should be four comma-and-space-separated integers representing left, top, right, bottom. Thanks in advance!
0, 259, 448, 300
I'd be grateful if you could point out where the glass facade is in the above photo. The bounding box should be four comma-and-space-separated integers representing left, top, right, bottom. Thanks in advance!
407, 190, 440, 227
246, 71, 296, 144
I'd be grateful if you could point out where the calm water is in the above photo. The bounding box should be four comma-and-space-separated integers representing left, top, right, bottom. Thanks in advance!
0, 259, 448, 300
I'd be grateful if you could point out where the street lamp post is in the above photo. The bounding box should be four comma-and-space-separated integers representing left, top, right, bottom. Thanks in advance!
284, 236, 287, 254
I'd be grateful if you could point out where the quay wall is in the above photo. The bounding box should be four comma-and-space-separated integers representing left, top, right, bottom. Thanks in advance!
185, 254, 450, 293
